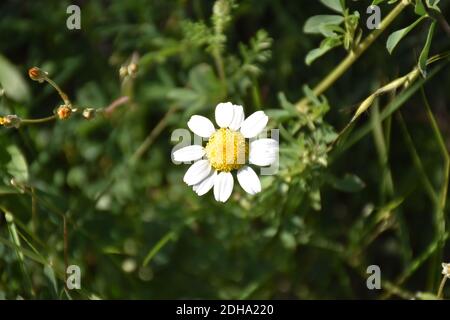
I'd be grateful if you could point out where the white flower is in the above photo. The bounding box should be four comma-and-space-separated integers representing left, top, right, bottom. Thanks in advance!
442, 263, 450, 278
173, 102, 278, 203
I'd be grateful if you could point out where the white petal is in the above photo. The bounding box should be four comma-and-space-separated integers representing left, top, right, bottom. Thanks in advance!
173, 145, 205, 162
249, 138, 278, 166
193, 171, 217, 196
215, 102, 234, 128
229, 104, 245, 131
213, 171, 234, 202
183, 160, 212, 186
240, 111, 269, 138
237, 166, 261, 195
187, 115, 215, 138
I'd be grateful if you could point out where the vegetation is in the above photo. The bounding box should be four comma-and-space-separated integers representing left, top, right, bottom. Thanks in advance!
0, 0, 449, 299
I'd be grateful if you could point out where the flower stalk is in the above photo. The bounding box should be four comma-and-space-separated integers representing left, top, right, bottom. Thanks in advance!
1, 67, 129, 128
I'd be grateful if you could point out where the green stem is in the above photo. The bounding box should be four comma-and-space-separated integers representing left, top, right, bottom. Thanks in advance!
438, 276, 447, 299
213, 48, 227, 95
251, 78, 262, 110
131, 105, 177, 163
295, 0, 411, 111
45, 78, 71, 106
421, 87, 449, 290
21, 115, 57, 125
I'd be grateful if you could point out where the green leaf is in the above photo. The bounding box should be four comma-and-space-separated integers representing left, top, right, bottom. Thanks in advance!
0, 185, 19, 195
6, 145, 29, 183
305, 36, 342, 65
0, 55, 30, 102
304, 15, 344, 35
44, 265, 59, 297
280, 231, 297, 250
415, 0, 427, 15
386, 16, 427, 54
265, 109, 295, 122
330, 174, 365, 192
320, 0, 343, 13
418, 21, 437, 77
168, 64, 221, 111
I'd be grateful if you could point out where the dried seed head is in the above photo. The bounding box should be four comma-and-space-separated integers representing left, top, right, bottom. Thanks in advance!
0, 115, 21, 128
28, 67, 48, 83
56, 105, 72, 120
82, 108, 96, 120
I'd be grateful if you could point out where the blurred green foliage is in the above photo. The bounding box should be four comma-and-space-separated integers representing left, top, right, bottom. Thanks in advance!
0, 0, 449, 299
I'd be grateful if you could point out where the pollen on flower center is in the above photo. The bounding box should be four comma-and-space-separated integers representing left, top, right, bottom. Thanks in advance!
205, 128, 248, 172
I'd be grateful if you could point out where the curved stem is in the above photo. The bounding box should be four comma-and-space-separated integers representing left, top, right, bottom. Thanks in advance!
21, 115, 57, 125
131, 105, 177, 162
45, 78, 71, 106
295, 0, 411, 111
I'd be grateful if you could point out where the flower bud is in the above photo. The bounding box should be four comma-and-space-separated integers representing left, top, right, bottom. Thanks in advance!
28, 67, 48, 83
0, 115, 21, 128
56, 105, 72, 120
82, 108, 96, 120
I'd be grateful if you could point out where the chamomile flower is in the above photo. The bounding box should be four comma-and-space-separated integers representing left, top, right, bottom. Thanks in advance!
173, 102, 278, 202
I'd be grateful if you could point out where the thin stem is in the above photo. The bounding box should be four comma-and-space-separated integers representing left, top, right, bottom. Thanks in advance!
421, 87, 449, 290
421, 88, 450, 219
31, 187, 37, 233
251, 78, 262, 110
213, 49, 227, 95
295, 0, 410, 111
21, 115, 57, 125
131, 105, 177, 162
104, 96, 130, 115
45, 78, 71, 106
438, 276, 447, 299
397, 112, 438, 205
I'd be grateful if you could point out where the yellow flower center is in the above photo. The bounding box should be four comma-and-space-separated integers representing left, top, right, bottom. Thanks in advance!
205, 128, 248, 172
